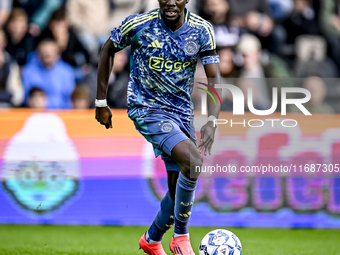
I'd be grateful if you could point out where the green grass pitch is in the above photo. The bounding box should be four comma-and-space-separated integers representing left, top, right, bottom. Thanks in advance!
0, 225, 339, 254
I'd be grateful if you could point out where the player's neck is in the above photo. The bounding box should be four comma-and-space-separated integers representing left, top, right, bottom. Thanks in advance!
163, 13, 185, 32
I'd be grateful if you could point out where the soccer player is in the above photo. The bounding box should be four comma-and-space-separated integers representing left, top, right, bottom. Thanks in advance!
95, 0, 221, 254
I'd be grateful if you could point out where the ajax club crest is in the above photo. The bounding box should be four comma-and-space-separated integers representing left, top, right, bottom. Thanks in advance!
161, 122, 173, 132
184, 40, 199, 56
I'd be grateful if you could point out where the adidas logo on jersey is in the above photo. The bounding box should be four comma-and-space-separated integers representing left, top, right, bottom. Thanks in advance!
148, 40, 164, 49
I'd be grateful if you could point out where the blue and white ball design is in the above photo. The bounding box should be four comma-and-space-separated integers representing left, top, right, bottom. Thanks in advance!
199, 229, 242, 255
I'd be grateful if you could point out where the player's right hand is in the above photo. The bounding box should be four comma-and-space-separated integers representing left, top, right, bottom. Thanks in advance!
95, 106, 113, 129
198, 121, 217, 156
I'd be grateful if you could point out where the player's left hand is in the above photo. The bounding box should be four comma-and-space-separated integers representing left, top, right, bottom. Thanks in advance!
198, 121, 217, 156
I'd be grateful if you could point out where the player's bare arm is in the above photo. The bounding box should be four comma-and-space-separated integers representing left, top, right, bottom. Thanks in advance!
198, 62, 221, 156
95, 38, 117, 129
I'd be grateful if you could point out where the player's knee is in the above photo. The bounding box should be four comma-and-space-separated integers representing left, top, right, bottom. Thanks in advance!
194, 154, 203, 176
181, 154, 203, 179
194, 153, 203, 168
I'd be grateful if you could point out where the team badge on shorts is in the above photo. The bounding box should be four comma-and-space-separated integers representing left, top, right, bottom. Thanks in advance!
184, 40, 199, 56
161, 122, 173, 132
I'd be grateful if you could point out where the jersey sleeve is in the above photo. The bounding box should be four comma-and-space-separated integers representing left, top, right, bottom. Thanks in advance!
110, 14, 138, 50
199, 22, 220, 66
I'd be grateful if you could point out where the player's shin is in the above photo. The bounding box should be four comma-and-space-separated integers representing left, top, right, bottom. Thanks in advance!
174, 172, 197, 236
147, 191, 175, 243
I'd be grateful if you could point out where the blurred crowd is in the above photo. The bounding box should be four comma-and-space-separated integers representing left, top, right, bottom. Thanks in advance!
0, 0, 340, 113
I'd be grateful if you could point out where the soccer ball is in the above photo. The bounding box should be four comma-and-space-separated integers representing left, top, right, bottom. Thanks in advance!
199, 229, 242, 255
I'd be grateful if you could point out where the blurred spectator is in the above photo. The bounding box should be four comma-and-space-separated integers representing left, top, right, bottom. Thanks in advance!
107, 49, 130, 108
294, 35, 339, 78
71, 84, 91, 109
237, 34, 292, 77
0, 29, 24, 107
237, 77, 266, 111
228, 0, 284, 53
217, 47, 239, 78
27, 87, 47, 108
5, 8, 35, 66
295, 35, 327, 62
0, 0, 12, 28
267, 0, 293, 21
325, 79, 340, 113
22, 39, 76, 108
37, 7, 91, 79
288, 76, 335, 113
228, 0, 274, 37
283, 0, 319, 44
66, 0, 143, 64
217, 47, 239, 110
109, 0, 145, 28
13, 0, 63, 37
236, 34, 264, 79
81, 48, 130, 109
66, 0, 113, 63
319, 0, 340, 72
236, 34, 291, 110
200, 0, 239, 48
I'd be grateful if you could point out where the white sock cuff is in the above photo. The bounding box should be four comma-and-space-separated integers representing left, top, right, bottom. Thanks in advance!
173, 233, 189, 238
145, 231, 161, 244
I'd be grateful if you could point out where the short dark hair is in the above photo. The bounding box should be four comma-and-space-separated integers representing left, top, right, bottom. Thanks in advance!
7, 8, 28, 22
28, 87, 46, 98
71, 84, 90, 102
50, 7, 66, 22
